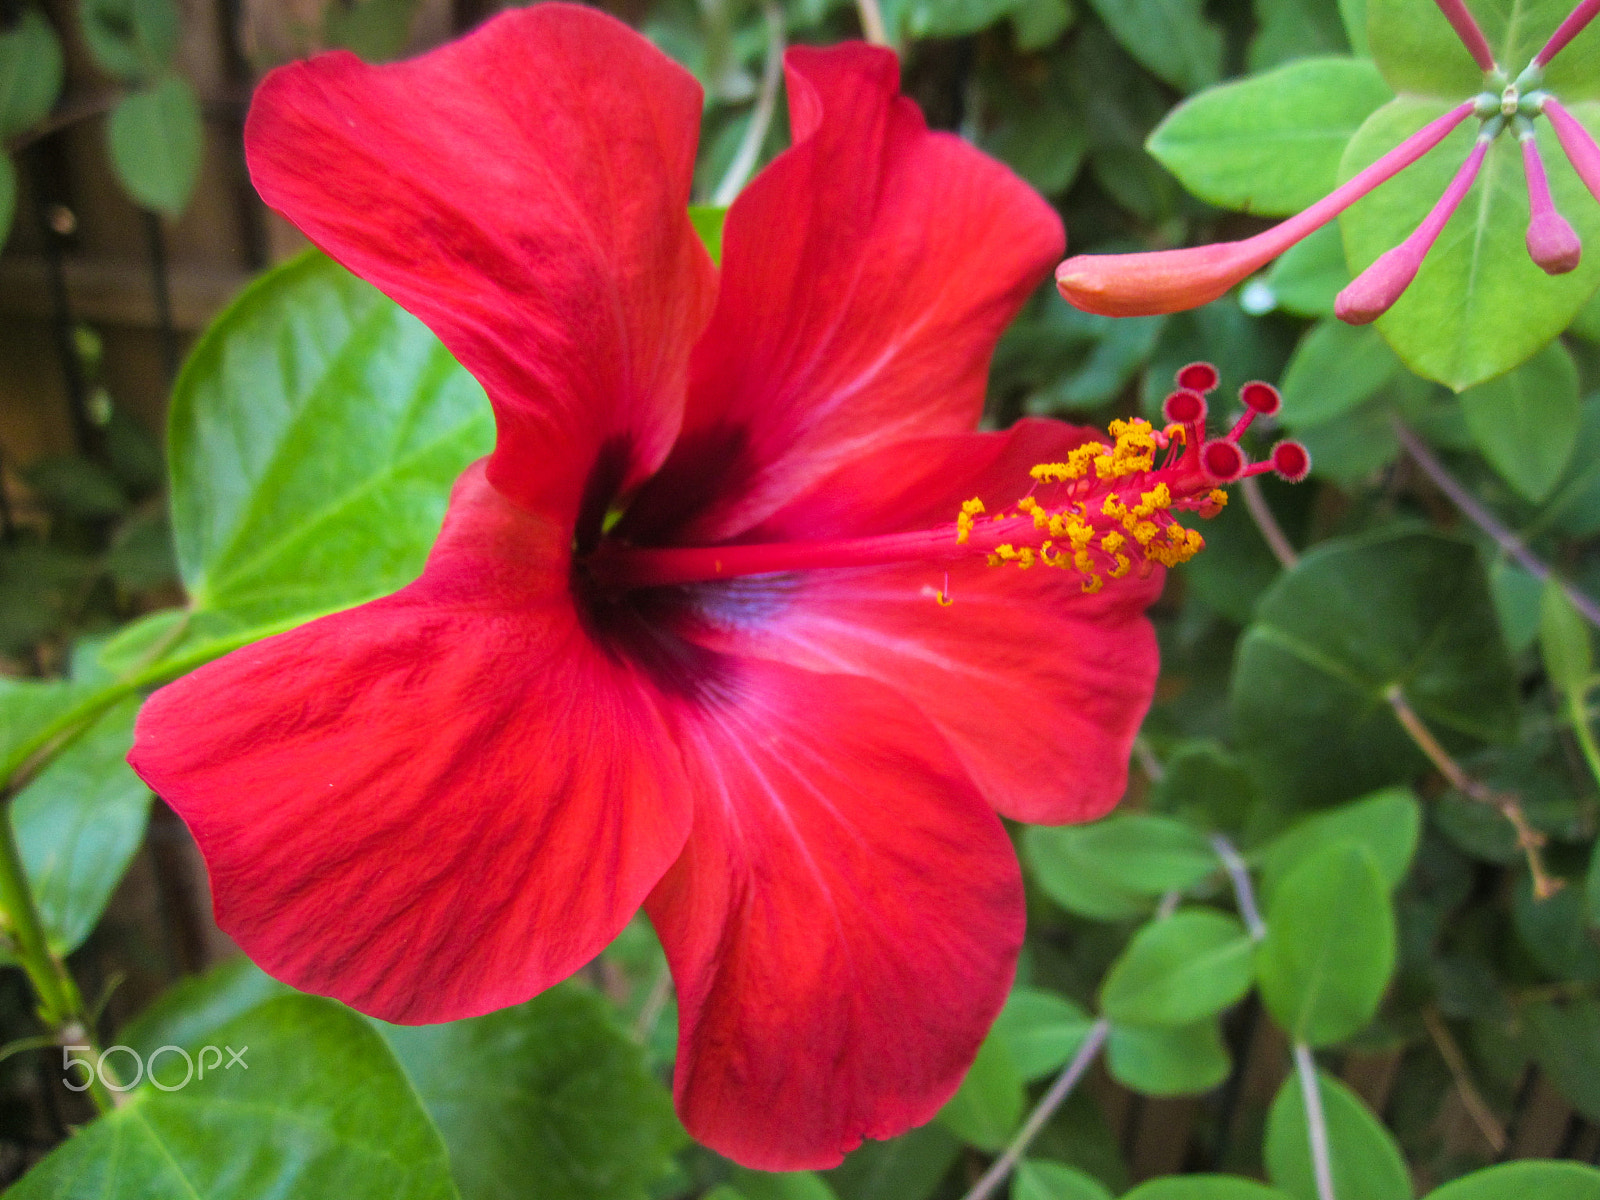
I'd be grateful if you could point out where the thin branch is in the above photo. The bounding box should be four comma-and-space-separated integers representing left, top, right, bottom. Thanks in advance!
4, 90, 121, 155
1294, 1043, 1338, 1200
710, 4, 785, 207
1393, 418, 1600, 632
855, 0, 892, 46
1384, 684, 1561, 898
958, 1020, 1111, 1200
633, 964, 674, 1045
1211, 834, 1266, 941
1133, 735, 1166, 784
1422, 1006, 1507, 1153
1240, 476, 1299, 569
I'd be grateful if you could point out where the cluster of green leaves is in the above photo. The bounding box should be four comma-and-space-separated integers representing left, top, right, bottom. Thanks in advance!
4, 0, 1600, 1196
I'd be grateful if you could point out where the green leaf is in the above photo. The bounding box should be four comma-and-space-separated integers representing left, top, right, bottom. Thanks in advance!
1279, 318, 1403, 424
1490, 558, 1544, 653
1541, 578, 1594, 694
1024, 813, 1219, 921
166, 251, 492, 647
1123, 1175, 1295, 1199
1264, 1070, 1411, 1200
902, 0, 1026, 37
1013, 1160, 1114, 1200
1248, 0, 1351, 69
1256, 787, 1422, 902
0, 11, 64, 138
1367, 0, 1600, 101
993, 988, 1098, 1081
2, 699, 150, 961
689, 205, 727, 266
1232, 528, 1518, 805
1256, 841, 1397, 1046
1105, 1020, 1230, 1095
938, 1031, 1024, 1151
1526, 1000, 1600, 1123
1459, 341, 1581, 502
107, 74, 203, 216
1265, 224, 1352, 317
1420, 1160, 1600, 1200
0, 676, 102, 785
120, 956, 289, 1061
1589, 841, 1600, 926
9, 996, 458, 1200
1513, 871, 1600, 981
1099, 909, 1254, 1028
729, 1169, 839, 1200
79, 0, 179, 80
984, 94, 1089, 200
378, 985, 683, 1200
1081, 0, 1222, 92
1147, 57, 1390, 217
1340, 99, 1600, 390
1011, 0, 1075, 50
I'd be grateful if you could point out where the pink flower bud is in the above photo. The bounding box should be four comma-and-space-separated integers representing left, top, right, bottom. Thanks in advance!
1544, 98, 1600, 207
1336, 136, 1491, 324
1536, 0, 1600, 66
1522, 132, 1582, 273
1432, 0, 1497, 70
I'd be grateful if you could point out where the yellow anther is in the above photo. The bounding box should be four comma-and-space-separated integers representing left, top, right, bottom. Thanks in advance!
1108, 554, 1132, 578
1208, 489, 1228, 508
962, 498, 986, 515
1100, 531, 1126, 554
1016, 548, 1036, 569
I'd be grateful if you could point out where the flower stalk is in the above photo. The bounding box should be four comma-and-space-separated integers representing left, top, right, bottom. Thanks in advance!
1536, 0, 1600, 66
1433, 0, 1498, 71
1518, 120, 1582, 273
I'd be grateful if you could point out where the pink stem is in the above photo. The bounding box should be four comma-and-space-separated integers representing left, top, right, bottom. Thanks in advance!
1520, 130, 1582, 272
1536, 0, 1600, 65
1245, 102, 1478, 258
1544, 97, 1600, 204
1433, 0, 1498, 70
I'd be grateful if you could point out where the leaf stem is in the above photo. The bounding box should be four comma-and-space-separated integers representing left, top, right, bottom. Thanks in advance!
1240, 476, 1298, 569
1393, 418, 1600, 632
1565, 686, 1600, 796
957, 1020, 1111, 1200
0, 795, 119, 1113
855, 0, 892, 46
1383, 683, 1560, 898
1293, 1043, 1338, 1200
1422, 1006, 1507, 1153
1211, 834, 1266, 941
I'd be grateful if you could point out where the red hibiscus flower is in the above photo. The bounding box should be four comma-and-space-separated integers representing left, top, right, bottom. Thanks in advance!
126, 2, 1213, 1169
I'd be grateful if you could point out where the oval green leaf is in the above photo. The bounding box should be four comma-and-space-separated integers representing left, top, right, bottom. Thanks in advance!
1105, 1019, 1230, 1095
1148, 57, 1391, 217
1081, 0, 1222, 93
1256, 787, 1422, 902
938, 1032, 1025, 1151
107, 74, 203, 216
1367, 0, 1600, 101
1014, 1161, 1115, 1200
1256, 841, 1397, 1046
1421, 1160, 1600, 1200
0, 11, 64, 138
1460, 340, 1581, 502
993, 988, 1098, 1081
1265, 1069, 1411, 1200
1231, 528, 1517, 805
1123, 1175, 1296, 1200
1099, 909, 1255, 1028
1279, 319, 1402, 425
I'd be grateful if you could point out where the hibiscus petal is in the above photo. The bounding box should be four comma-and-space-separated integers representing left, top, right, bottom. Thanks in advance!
244, 4, 717, 525
711, 419, 1162, 824
622, 43, 1064, 544
129, 465, 694, 1023
646, 659, 1023, 1170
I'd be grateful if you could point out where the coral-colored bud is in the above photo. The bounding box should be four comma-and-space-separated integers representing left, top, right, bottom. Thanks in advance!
1201, 440, 1247, 482
1544, 98, 1600, 207
1177, 362, 1220, 393
1163, 389, 1207, 425
1270, 441, 1311, 482
1522, 131, 1582, 274
1239, 381, 1282, 416
1056, 103, 1475, 318
1336, 136, 1492, 325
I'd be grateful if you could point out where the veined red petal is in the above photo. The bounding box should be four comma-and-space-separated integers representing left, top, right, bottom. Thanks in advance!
244, 4, 717, 525
646, 660, 1024, 1170
129, 465, 694, 1024
717, 419, 1160, 824
622, 42, 1063, 545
